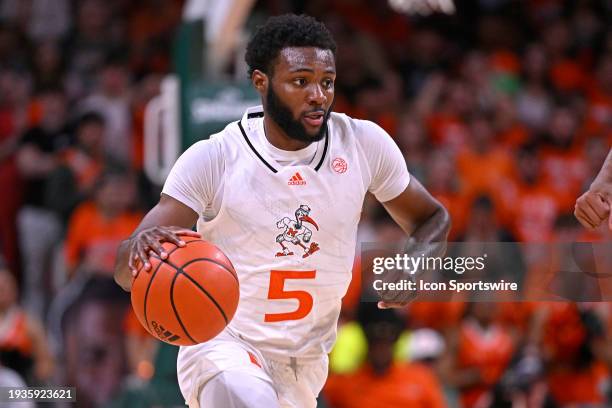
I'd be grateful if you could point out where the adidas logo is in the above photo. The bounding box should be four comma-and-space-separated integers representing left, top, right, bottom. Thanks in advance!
151, 321, 181, 343
288, 172, 306, 186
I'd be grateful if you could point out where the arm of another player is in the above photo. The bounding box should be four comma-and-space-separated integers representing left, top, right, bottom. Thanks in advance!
379, 178, 451, 308
113, 194, 200, 292
575, 148, 612, 230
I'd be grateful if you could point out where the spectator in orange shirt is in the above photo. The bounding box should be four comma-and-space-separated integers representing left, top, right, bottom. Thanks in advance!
493, 95, 531, 149
543, 19, 588, 95
324, 302, 447, 408
407, 301, 465, 334
459, 195, 516, 243
416, 74, 472, 152
0, 265, 53, 383
543, 307, 611, 406
457, 114, 514, 224
64, 166, 142, 278
537, 303, 586, 365
548, 360, 610, 407
506, 145, 559, 242
427, 83, 473, 152
46, 112, 106, 221
540, 105, 588, 212
427, 149, 470, 239
438, 302, 515, 408
456, 113, 513, 215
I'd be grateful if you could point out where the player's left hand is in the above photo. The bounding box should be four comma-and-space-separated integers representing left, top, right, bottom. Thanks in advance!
574, 189, 611, 230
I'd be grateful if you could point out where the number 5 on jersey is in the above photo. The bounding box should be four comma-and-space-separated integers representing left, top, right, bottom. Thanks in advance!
265, 270, 316, 322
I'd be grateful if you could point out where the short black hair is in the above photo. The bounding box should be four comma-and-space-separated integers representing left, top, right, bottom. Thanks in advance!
77, 111, 105, 128
357, 301, 405, 342
93, 163, 133, 192
245, 14, 336, 77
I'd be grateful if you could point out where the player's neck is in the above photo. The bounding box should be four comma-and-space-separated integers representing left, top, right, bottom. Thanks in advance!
263, 117, 312, 151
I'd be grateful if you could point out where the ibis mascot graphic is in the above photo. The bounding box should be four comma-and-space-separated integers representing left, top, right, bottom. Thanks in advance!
275, 205, 320, 258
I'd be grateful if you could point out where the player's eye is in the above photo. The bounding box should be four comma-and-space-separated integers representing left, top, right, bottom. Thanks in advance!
293, 78, 306, 87
322, 79, 334, 89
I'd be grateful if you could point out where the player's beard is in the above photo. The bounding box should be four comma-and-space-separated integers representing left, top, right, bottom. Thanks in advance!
265, 86, 332, 144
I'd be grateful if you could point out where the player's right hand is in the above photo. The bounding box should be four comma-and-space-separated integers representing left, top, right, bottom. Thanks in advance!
128, 226, 201, 276
574, 188, 612, 231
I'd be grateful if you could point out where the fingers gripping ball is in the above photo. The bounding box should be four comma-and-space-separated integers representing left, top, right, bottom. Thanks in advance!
131, 237, 239, 345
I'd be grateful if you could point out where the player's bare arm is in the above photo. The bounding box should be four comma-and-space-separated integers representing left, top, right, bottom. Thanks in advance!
114, 194, 200, 291
575, 148, 612, 230
378, 177, 451, 308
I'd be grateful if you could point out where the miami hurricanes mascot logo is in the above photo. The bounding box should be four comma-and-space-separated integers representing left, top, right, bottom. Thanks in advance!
275, 205, 320, 258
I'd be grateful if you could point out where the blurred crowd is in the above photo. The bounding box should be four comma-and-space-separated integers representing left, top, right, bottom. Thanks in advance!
0, 0, 611, 407
0, 0, 184, 406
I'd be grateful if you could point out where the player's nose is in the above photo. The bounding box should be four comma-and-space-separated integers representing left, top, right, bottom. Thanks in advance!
307, 83, 326, 105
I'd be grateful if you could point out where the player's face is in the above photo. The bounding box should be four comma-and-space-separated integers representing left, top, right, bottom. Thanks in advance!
266, 47, 336, 143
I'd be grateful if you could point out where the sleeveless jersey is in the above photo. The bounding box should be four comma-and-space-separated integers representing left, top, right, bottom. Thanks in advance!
164, 106, 409, 359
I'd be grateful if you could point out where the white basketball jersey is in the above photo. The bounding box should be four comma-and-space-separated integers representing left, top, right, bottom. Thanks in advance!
164, 105, 409, 359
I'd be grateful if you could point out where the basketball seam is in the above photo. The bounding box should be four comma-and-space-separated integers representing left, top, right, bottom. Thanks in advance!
157, 238, 238, 281
185, 239, 240, 283
182, 240, 238, 282
150, 253, 239, 284
141, 241, 191, 337
164, 258, 230, 325
170, 272, 198, 344
180, 269, 229, 325
144, 240, 237, 342
142, 260, 166, 334
183, 257, 239, 284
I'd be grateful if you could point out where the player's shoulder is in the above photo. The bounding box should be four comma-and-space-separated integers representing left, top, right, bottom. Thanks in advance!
184, 134, 223, 156
177, 131, 226, 170
329, 112, 392, 149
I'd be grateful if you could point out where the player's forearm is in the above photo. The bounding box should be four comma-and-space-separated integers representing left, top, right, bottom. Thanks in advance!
591, 149, 612, 188
382, 205, 449, 302
408, 205, 451, 255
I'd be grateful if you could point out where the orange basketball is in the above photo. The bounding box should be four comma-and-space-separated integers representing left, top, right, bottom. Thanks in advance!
131, 236, 239, 346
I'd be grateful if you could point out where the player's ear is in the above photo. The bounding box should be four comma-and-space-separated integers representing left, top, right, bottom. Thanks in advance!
252, 70, 268, 94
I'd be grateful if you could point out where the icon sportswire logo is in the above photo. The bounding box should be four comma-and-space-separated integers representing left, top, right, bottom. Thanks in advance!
288, 172, 306, 186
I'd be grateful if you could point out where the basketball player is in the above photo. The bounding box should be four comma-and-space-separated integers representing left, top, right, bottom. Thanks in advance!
114, 14, 450, 408
575, 148, 612, 230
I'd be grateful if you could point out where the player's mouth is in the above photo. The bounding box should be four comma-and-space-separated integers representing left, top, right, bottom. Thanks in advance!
302, 111, 325, 127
